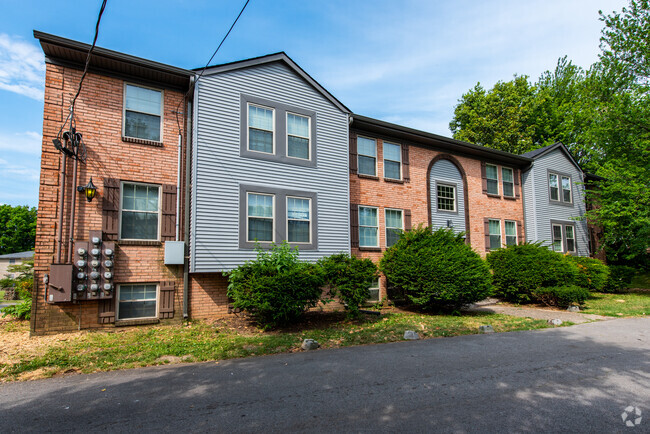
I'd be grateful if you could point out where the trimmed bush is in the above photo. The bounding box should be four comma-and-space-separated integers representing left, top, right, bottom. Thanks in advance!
318, 253, 378, 317
379, 226, 493, 311
487, 243, 578, 303
568, 256, 610, 291
532, 285, 590, 308
227, 243, 324, 330
1, 260, 33, 320
603, 265, 637, 292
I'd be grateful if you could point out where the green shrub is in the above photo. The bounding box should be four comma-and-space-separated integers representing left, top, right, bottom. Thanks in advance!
1, 260, 33, 320
227, 243, 324, 330
318, 253, 378, 317
532, 285, 590, 308
603, 265, 637, 292
487, 243, 578, 303
379, 226, 493, 311
568, 256, 610, 291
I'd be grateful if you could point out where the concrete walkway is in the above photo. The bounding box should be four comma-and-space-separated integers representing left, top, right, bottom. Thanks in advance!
466, 298, 611, 324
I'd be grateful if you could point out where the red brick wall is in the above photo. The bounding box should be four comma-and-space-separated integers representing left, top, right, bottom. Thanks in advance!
350, 131, 525, 300
189, 273, 229, 319
32, 63, 187, 334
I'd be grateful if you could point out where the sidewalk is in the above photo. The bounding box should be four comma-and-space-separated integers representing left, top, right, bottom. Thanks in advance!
466, 299, 611, 324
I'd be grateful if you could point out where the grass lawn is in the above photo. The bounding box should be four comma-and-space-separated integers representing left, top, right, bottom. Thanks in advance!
582, 292, 650, 317
0, 311, 552, 382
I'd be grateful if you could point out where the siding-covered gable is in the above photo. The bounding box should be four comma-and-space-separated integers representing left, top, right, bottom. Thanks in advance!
429, 159, 466, 232
191, 61, 350, 272
522, 147, 589, 255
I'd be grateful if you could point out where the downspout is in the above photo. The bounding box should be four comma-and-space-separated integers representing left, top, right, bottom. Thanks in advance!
182, 76, 195, 319
67, 143, 79, 264
56, 151, 67, 263
175, 133, 181, 241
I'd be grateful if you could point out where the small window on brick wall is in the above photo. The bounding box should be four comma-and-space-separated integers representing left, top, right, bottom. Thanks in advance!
123, 84, 163, 142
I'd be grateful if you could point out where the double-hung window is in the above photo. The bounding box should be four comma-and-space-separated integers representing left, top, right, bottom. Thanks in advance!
124, 84, 163, 142
502, 168, 514, 198
561, 176, 572, 203
552, 224, 563, 252
505, 220, 517, 246
549, 173, 560, 201
367, 278, 380, 302
486, 164, 499, 195
489, 219, 501, 250
358, 137, 377, 176
287, 196, 311, 243
385, 209, 403, 247
549, 172, 573, 204
248, 104, 274, 154
120, 182, 160, 240
359, 206, 379, 247
437, 184, 456, 212
383, 142, 402, 180
287, 113, 310, 160
247, 193, 274, 242
117, 284, 157, 320
565, 225, 576, 253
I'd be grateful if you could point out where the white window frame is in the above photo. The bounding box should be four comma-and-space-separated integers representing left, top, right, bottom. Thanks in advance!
486, 164, 499, 195
384, 208, 404, 248
502, 167, 515, 198
286, 112, 311, 161
565, 224, 576, 253
116, 283, 159, 321
357, 136, 378, 177
551, 223, 564, 252
247, 103, 276, 155
489, 219, 502, 250
286, 195, 311, 244
359, 205, 379, 248
246, 192, 275, 243
118, 181, 161, 241
383, 141, 402, 180
122, 83, 164, 142
561, 175, 573, 203
367, 277, 380, 302
436, 183, 457, 212
504, 220, 517, 246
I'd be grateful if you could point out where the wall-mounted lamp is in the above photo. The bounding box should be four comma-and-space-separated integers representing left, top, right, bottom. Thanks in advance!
77, 178, 97, 202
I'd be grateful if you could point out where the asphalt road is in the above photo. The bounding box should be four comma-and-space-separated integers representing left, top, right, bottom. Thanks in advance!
1, 318, 648, 433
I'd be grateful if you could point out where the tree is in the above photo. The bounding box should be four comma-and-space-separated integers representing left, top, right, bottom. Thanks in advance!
0, 205, 37, 255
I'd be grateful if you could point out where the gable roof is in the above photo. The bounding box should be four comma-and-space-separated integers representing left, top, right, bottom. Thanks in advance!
521, 142, 583, 173
0, 251, 34, 260
199, 52, 350, 114
34, 31, 194, 91
352, 114, 533, 167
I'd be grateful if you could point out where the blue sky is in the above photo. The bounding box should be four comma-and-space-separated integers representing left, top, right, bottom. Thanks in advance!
0, 0, 627, 208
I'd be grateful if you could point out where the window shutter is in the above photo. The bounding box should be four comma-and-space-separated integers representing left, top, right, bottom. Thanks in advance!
161, 184, 177, 241
349, 133, 358, 174
481, 162, 488, 195
159, 281, 175, 319
517, 220, 524, 245
484, 218, 490, 252
404, 209, 412, 231
102, 178, 120, 241
98, 298, 115, 324
350, 203, 359, 248
402, 145, 410, 182
514, 169, 521, 198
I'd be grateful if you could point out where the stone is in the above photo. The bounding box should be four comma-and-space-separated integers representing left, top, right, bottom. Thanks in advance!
567, 305, 580, 312
548, 318, 563, 326
403, 330, 420, 340
479, 325, 495, 333
301, 339, 320, 350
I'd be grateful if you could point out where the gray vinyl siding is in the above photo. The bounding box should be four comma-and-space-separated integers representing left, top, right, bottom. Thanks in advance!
429, 159, 466, 233
522, 148, 588, 256
191, 62, 350, 272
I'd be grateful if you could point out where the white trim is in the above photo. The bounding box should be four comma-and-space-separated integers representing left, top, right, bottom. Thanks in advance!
561, 175, 573, 203
488, 218, 502, 249
246, 192, 275, 243
383, 141, 402, 180
486, 163, 500, 195
384, 208, 404, 247
504, 220, 517, 246
118, 181, 161, 241
286, 112, 311, 161
357, 136, 378, 177
286, 195, 311, 244
116, 283, 159, 321
501, 167, 515, 198
551, 223, 564, 252
247, 102, 276, 155
358, 205, 379, 247
122, 83, 164, 142
565, 224, 576, 253
436, 183, 457, 212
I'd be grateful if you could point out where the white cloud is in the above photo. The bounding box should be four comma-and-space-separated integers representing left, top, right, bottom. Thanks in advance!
0, 34, 45, 101
0, 130, 42, 154
0, 157, 39, 181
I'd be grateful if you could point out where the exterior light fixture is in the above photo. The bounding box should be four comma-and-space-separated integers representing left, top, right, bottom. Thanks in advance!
77, 178, 97, 202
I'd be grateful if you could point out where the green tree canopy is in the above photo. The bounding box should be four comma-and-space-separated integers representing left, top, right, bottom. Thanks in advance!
0, 205, 37, 255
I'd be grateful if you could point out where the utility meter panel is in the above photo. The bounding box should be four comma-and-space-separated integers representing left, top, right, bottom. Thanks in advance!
48, 264, 73, 303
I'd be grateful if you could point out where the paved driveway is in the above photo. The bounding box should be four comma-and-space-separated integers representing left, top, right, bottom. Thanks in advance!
1, 318, 648, 433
